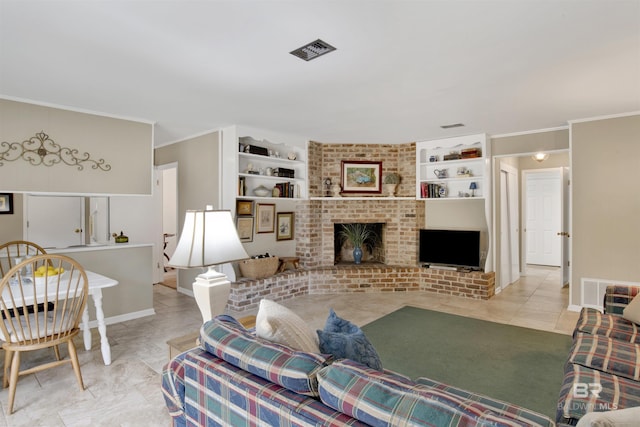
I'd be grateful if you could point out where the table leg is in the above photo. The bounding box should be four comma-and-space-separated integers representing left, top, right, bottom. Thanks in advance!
92, 290, 112, 365
82, 307, 91, 351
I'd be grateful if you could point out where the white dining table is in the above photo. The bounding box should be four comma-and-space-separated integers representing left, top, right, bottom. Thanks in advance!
81, 271, 119, 366
3, 269, 118, 365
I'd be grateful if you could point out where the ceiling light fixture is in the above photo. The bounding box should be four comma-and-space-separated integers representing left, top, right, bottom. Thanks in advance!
532, 152, 549, 162
440, 123, 465, 129
290, 39, 336, 61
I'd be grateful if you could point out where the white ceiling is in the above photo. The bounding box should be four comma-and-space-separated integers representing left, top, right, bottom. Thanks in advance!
1, 1, 639, 147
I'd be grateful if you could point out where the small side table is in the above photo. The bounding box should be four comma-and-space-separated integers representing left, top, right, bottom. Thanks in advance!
277, 257, 300, 273
167, 315, 257, 359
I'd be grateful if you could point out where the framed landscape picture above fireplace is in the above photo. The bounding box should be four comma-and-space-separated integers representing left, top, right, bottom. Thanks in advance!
341, 161, 382, 193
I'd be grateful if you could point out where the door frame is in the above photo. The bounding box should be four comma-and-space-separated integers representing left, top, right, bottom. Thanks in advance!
492, 150, 571, 296
498, 163, 520, 292
156, 162, 179, 287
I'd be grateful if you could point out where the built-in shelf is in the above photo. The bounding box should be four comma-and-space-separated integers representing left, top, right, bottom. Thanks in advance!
416, 137, 487, 200
237, 136, 307, 200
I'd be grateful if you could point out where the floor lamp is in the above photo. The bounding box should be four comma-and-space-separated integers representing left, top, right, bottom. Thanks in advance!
169, 207, 249, 323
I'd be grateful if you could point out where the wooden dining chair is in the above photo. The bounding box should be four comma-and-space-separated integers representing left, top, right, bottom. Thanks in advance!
0, 240, 48, 277
0, 254, 88, 414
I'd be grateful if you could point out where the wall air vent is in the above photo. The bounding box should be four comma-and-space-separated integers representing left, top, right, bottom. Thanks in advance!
290, 39, 336, 61
440, 123, 465, 129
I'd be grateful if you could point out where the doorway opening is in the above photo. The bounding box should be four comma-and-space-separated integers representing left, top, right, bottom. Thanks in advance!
157, 163, 178, 290
495, 152, 570, 294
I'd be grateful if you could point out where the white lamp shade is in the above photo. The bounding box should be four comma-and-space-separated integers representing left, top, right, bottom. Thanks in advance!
169, 209, 249, 268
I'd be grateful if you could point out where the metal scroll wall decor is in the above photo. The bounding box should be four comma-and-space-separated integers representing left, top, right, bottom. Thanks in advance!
0, 131, 111, 171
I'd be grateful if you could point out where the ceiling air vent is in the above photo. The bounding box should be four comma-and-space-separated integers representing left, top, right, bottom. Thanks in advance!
440, 123, 465, 129
290, 39, 336, 61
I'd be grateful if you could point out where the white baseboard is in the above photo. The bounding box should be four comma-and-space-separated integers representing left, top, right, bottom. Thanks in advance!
81, 308, 156, 329
177, 286, 194, 298
567, 304, 583, 313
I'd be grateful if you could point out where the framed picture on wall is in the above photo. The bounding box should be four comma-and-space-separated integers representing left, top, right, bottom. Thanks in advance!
276, 212, 294, 241
341, 161, 382, 193
0, 193, 13, 215
236, 216, 254, 242
256, 203, 275, 233
236, 200, 253, 216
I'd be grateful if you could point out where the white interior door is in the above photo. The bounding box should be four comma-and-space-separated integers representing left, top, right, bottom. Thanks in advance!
499, 164, 520, 290
525, 169, 562, 266
26, 195, 84, 248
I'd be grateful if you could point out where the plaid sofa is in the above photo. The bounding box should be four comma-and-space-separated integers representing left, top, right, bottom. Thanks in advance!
556, 285, 640, 426
162, 315, 555, 427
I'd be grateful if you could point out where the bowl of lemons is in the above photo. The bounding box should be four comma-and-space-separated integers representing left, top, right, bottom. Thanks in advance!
34, 265, 65, 285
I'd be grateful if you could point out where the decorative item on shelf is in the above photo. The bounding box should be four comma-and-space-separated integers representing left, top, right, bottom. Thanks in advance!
0, 131, 112, 171
429, 155, 438, 162
443, 152, 461, 161
273, 167, 295, 178
382, 172, 401, 197
337, 223, 378, 265
287, 152, 297, 160
252, 185, 271, 197
323, 178, 332, 197
112, 231, 128, 243
238, 176, 246, 196
457, 167, 472, 177
169, 207, 249, 322
469, 182, 478, 197
332, 183, 342, 197
438, 185, 447, 197
265, 167, 273, 176
247, 145, 269, 156
434, 169, 448, 179
460, 148, 481, 158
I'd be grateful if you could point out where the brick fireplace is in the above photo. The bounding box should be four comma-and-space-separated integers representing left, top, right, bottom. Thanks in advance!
300, 198, 423, 268
228, 141, 495, 313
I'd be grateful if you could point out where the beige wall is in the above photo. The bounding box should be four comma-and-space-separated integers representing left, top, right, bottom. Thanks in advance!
492, 128, 569, 156
0, 193, 23, 242
154, 131, 221, 292
0, 99, 153, 195
55, 245, 153, 320
571, 114, 640, 305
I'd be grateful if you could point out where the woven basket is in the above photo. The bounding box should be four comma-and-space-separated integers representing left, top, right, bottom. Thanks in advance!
239, 256, 279, 279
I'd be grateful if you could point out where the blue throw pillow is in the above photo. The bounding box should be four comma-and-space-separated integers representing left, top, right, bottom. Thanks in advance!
317, 309, 383, 371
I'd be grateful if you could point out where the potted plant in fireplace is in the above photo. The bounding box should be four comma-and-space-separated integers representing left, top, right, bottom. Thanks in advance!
338, 223, 378, 265
383, 172, 401, 197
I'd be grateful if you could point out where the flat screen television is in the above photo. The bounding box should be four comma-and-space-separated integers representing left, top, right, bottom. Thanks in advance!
419, 229, 481, 270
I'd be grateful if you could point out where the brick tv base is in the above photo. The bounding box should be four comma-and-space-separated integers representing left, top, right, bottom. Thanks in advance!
228, 265, 495, 313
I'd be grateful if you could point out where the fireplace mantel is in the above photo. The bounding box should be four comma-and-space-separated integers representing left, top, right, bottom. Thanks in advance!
309, 197, 415, 201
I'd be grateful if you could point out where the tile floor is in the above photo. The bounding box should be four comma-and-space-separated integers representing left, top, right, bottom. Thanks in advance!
0, 265, 579, 426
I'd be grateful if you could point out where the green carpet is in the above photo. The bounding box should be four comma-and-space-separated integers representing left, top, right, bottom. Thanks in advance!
361, 306, 572, 418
